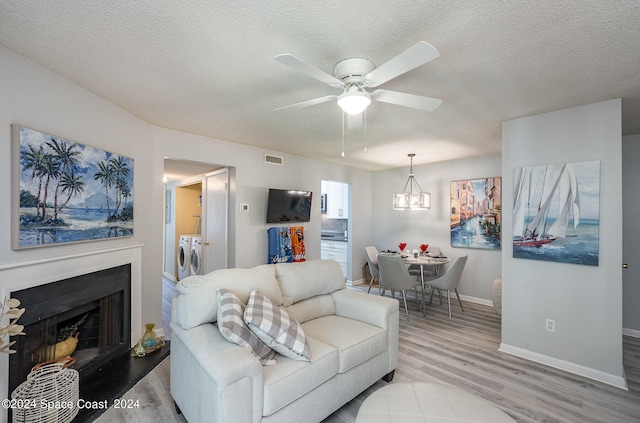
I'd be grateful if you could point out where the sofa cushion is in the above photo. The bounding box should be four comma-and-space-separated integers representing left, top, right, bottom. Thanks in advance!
244, 289, 311, 361
285, 294, 336, 324
216, 289, 277, 365
262, 336, 338, 416
174, 264, 283, 330
302, 315, 387, 373
275, 260, 346, 307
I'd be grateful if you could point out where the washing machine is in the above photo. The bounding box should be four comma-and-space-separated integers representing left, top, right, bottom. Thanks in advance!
177, 234, 192, 280
189, 235, 203, 275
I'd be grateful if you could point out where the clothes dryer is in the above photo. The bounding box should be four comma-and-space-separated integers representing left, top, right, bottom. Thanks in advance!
177, 234, 192, 280
190, 236, 203, 275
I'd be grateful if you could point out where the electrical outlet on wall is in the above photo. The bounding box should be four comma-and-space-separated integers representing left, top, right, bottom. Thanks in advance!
546, 318, 556, 332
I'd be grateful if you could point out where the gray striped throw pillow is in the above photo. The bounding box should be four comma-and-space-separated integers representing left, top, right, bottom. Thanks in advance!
216, 289, 276, 365
244, 288, 311, 361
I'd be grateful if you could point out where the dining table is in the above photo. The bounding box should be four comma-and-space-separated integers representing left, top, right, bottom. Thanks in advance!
401, 254, 451, 311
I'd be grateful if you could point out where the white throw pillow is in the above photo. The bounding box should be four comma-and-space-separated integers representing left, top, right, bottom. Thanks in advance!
216, 289, 277, 365
244, 288, 311, 361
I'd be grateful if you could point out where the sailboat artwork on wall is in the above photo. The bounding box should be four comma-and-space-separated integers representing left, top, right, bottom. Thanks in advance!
512, 160, 600, 266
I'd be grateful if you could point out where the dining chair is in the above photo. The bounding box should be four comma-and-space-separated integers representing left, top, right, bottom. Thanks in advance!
377, 254, 421, 321
425, 255, 467, 320
364, 246, 381, 294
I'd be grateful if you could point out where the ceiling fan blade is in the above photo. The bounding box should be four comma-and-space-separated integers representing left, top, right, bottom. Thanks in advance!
274, 54, 345, 88
273, 95, 337, 112
372, 89, 443, 111
363, 41, 440, 88
346, 112, 363, 129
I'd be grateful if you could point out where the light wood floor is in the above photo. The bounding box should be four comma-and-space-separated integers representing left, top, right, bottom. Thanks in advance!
97, 286, 640, 422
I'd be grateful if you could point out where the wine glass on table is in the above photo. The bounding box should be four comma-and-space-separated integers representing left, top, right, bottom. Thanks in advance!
398, 243, 407, 256
420, 244, 428, 256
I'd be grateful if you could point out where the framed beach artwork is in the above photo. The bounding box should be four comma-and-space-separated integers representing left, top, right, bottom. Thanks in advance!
450, 177, 502, 250
11, 125, 134, 249
512, 160, 600, 266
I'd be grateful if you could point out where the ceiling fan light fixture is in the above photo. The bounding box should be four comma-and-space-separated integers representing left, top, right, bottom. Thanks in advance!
337, 87, 371, 115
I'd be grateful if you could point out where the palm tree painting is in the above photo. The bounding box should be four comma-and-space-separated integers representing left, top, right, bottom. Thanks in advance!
12, 125, 134, 249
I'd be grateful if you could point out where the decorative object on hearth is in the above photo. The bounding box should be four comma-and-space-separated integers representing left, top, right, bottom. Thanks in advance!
37, 333, 80, 361
37, 313, 87, 360
132, 323, 165, 357
53, 334, 79, 359
0, 297, 25, 354
11, 362, 79, 423
56, 313, 87, 342
393, 154, 430, 210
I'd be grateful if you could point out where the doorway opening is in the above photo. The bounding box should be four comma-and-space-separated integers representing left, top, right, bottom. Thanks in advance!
162, 159, 235, 337
320, 180, 352, 283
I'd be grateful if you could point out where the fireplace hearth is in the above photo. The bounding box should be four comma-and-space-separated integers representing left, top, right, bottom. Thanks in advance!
8, 264, 131, 397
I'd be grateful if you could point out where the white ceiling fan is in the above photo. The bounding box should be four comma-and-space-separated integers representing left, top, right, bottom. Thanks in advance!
273, 41, 443, 119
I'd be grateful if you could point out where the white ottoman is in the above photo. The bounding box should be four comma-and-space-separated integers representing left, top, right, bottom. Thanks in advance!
356, 382, 515, 423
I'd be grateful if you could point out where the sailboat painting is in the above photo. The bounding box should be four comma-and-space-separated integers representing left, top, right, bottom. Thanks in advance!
512, 160, 600, 266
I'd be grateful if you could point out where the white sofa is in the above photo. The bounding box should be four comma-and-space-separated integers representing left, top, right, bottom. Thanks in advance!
170, 259, 399, 423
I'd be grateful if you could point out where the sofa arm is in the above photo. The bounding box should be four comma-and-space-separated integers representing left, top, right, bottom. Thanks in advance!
331, 289, 398, 329
170, 322, 263, 423
331, 289, 399, 374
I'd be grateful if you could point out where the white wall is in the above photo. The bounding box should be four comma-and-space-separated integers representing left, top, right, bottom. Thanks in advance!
0, 45, 161, 326
0, 44, 373, 346
501, 99, 625, 388
0, 45, 160, 420
372, 154, 502, 302
153, 127, 373, 280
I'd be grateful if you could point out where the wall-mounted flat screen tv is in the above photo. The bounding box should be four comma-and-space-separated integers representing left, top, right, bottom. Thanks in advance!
266, 189, 313, 223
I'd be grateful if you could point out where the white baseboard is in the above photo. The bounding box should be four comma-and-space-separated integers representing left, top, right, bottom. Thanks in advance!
162, 272, 176, 282
459, 294, 494, 308
623, 327, 640, 338
499, 343, 628, 390
432, 291, 494, 308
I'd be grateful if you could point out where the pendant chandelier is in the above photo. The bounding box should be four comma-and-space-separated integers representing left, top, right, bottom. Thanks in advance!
393, 153, 431, 210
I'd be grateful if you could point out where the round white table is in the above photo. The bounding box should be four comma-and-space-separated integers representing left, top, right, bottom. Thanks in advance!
356, 382, 516, 423
402, 256, 450, 311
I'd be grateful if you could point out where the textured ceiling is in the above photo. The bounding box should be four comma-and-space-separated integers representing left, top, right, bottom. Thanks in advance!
1, 1, 639, 171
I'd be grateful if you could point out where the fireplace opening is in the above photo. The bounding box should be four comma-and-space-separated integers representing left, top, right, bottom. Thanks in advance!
8, 264, 131, 398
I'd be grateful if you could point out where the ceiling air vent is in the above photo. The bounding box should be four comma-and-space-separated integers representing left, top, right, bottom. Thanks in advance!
264, 154, 283, 166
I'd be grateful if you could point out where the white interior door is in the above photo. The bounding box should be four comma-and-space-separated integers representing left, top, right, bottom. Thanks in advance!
203, 169, 229, 273
623, 137, 640, 335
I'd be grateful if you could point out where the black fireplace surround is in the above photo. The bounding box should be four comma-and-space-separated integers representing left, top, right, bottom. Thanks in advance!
8, 264, 131, 397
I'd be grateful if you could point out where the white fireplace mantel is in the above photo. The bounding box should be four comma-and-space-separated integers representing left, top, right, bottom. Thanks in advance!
0, 244, 143, 421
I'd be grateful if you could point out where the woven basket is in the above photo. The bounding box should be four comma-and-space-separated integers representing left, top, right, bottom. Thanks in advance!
11, 362, 79, 423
